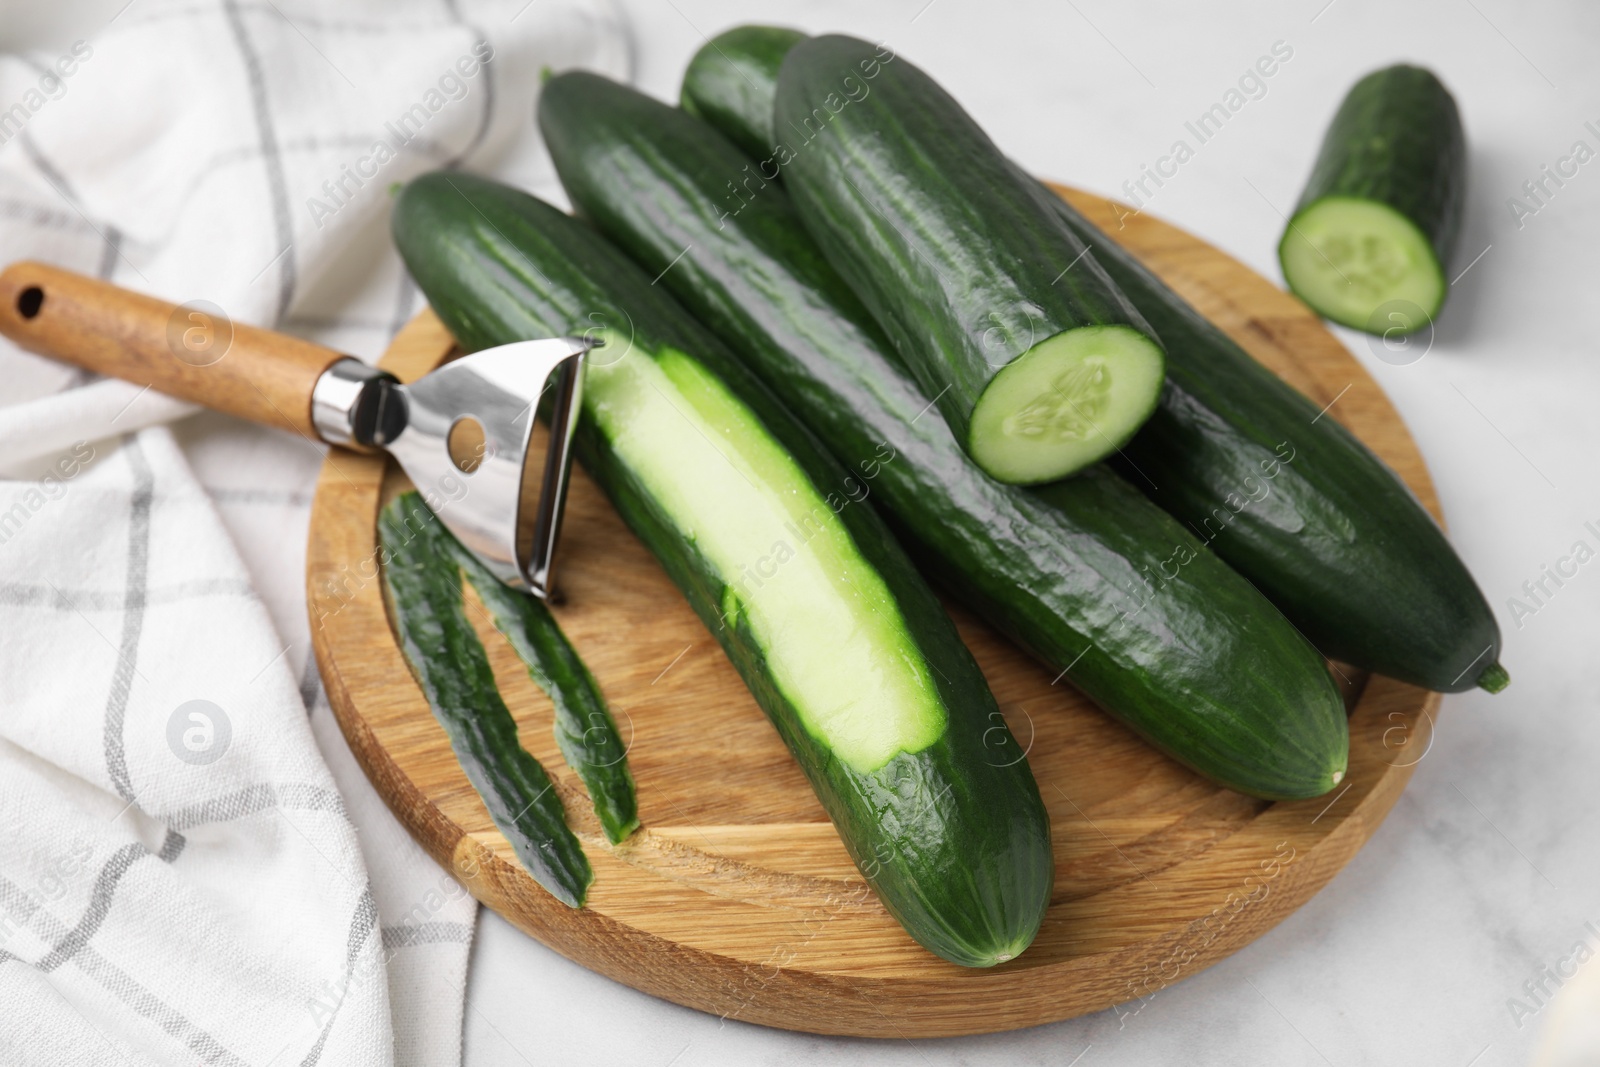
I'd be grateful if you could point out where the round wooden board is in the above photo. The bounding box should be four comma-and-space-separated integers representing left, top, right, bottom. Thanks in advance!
307, 186, 1439, 1038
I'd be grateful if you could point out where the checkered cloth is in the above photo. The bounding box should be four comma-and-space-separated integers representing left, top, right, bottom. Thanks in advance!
0, 2, 629, 1063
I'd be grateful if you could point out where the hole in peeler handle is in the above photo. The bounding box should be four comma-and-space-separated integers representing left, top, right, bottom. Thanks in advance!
16, 286, 43, 319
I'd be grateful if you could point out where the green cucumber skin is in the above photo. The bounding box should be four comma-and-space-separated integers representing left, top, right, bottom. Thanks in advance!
681, 25, 807, 161
668, 28, 1502, 694
392, 172, 1052, 967
379, 492, 593, 908
773, 34, 1163, 477
541, 70, 1349, 800
1285, 64, 1465, 313
678, 27, 1510, 694
679, 24, 790, 155
1046, 196, 1502, 693
445, 531, 638, 844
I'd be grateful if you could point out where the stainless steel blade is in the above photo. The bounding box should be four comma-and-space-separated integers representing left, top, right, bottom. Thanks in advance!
311, 336, 591, 600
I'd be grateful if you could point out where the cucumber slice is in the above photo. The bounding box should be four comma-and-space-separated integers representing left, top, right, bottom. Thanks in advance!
1281, 197, 1444, 333
1280, 64, 1464, 334
969, 325, 1166, 484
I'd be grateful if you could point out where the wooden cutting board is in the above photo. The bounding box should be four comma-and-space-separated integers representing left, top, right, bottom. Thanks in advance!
306, 187, 1439, 1038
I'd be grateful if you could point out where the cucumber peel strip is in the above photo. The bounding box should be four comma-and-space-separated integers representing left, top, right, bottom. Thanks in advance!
379, 491, 594, 906
444, 526, 640, 845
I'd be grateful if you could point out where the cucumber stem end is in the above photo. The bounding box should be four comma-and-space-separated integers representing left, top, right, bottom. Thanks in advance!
1476, 662, 1511, 694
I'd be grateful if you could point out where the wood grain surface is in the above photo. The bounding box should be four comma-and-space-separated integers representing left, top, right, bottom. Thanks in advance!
306, 187, 1441, 1038
0, 260, 346, 436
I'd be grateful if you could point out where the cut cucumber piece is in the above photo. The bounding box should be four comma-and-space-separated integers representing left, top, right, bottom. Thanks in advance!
1281, 197, 1443, 333
774, 34, 1165, 485
1280, 64, 1464, 334
970, 325, 1166, 484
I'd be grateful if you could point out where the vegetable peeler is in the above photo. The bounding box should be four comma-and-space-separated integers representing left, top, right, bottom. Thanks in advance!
0, 261, 588, 600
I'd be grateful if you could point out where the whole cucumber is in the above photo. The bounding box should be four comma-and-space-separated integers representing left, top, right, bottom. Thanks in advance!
1279, 64, 1466, 335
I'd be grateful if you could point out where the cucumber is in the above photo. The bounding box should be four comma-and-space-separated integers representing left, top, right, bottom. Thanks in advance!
540, 70, 1349, 800
680, 24, 790, 158
675, 28, 1506, 695
774, 34, 1165, 485
445, 527, 638, 844
681, 25, 806, 161
380, 491, 592, 907
392, 172, 1053, 967
1048, 193, 1506, 694
1280, 65, 1465, 334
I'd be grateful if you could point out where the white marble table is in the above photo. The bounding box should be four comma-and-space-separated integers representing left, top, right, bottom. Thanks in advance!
463, 2, 1599, 1064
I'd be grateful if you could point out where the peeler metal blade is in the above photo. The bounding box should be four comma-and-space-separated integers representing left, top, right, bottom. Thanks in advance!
312, 336, 591, 601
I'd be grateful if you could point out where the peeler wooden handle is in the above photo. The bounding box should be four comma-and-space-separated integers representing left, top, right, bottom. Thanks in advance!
0, 260, 348, 437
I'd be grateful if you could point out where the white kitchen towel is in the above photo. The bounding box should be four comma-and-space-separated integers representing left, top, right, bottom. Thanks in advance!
0, 1, 630, 1064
